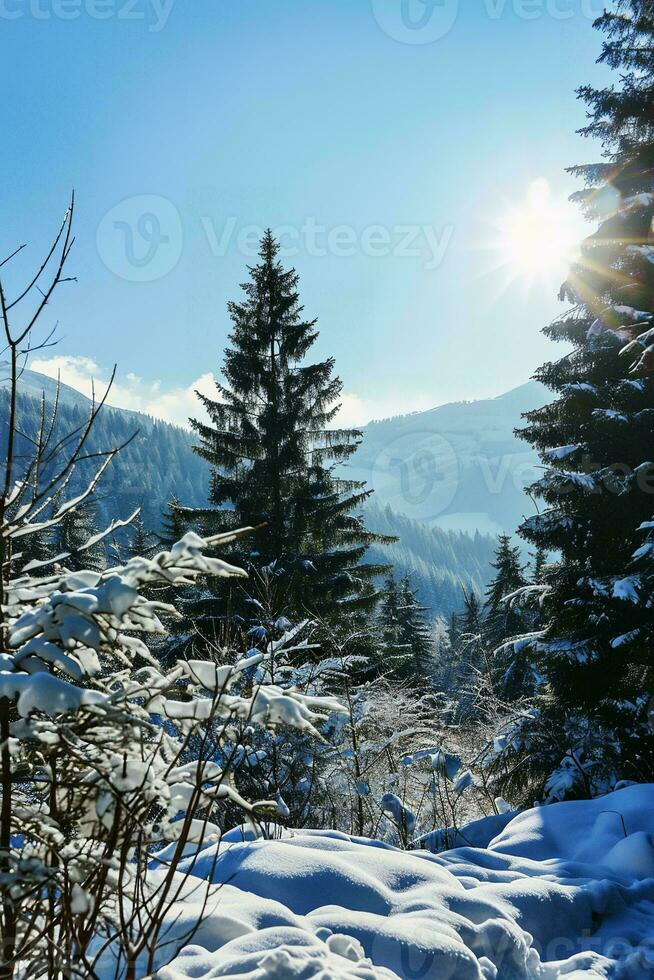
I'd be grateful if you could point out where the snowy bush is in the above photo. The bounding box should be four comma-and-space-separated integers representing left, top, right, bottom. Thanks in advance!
0, 523, 347, 978
0, 204, 345, 978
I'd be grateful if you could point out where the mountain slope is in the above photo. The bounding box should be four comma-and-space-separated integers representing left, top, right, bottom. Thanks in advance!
349, 381, 548, 536
0, 367, 541, 615
364, 501, 497, 618
0, 365, 209, 530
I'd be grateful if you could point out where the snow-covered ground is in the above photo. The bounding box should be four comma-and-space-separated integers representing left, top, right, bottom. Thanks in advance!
156, 784, 654, 979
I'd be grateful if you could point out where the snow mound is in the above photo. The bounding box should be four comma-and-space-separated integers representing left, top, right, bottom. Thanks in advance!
157, 785, 654, 979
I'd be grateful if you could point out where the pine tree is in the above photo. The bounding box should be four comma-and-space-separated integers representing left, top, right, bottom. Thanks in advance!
531, 545, 547, 585
447, 611, 459, 654
456, 589, 490, 681
362, 574, 433, 686
500, 0, 654, 800
484, 535, 531, 700
127, 515, 159, 561
396, 575, 434, 682
159, 495, 189, 549
51, 502, 105, 572
155, 495, 233, 661
377, 574, 413, 678
460, 589, 483, 637
447, 588, 494, 721
189, 232, 391, 631
485, 534, 526, 647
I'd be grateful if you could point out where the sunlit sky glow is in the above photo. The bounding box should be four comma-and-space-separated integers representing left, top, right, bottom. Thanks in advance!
484, 178, 586, 297
0, 1, 610, 428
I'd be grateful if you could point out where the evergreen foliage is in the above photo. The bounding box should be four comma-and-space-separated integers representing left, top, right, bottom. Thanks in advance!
498, 0, 654, 800
395, 574, 434, 682
126, 514, 159, 561
484, 535, 526, 649
51, 502, 106, 572
188, 233, 391, 629
377, 574, 415, 679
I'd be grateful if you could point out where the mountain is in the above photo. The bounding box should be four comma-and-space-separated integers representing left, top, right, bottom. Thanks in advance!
363, 501, 498, 619
0, 365, 209, 531
349, 381, 548, 538
0, 367, 544, 616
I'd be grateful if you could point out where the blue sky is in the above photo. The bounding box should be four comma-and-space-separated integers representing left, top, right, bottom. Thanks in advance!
0, 0, 609, 426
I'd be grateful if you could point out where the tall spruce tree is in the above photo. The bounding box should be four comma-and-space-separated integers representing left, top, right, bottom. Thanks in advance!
530, 545, 547, 585
378, 573, 412, 675
189, 232, 391, 632
51, 502, 105, 572
397, 575, 434, 682
127, 515, 159, 561
485, 534, 526, 649
484, 535, 531, 700
377, 573, 432, 681
460, 589, 484, 637
500, 0, 654, 801
159, 496, 189, 550
457, 589, 490, 680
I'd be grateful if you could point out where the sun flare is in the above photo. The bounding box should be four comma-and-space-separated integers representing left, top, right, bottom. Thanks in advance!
491, 178, 583, 290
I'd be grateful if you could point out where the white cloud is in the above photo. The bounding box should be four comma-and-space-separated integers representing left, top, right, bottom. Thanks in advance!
29, 355, 218, 429
28, 355, 435, 430
336, 390, 434, 427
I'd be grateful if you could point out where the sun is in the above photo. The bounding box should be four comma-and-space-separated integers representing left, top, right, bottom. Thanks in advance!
489, 179, 583, 291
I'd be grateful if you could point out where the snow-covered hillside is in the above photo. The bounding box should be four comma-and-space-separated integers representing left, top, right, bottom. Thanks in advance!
155, 784, 654, 979
350, 382, 548, 538
0, 364, 209, 527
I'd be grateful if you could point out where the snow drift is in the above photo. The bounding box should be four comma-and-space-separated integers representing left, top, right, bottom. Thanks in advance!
155, 784, 654, 979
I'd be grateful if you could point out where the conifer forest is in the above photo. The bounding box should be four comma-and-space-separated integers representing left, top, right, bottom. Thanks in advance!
2, 2, 654, 977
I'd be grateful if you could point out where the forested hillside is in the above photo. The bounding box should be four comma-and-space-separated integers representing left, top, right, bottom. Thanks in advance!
0, 366, 208, 530
351, 381, 547, 536
364, 500, 497, 617
0, 364, 500, 618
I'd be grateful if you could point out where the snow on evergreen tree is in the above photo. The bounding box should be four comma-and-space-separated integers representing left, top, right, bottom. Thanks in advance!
188, 233, 392, 635
484, 535, 526, 649
126, 513, 159, 561
495, 1, 654, 801
482, 535, 531, 698
154, 494, 235, 661
0, 207, 345, 976
378, 573, 413, 677
159, 494, 189, 548
398, 575, 434, 682
443, 588, 498, 720
377, 573, 433, 682
50, 500, 106, 571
